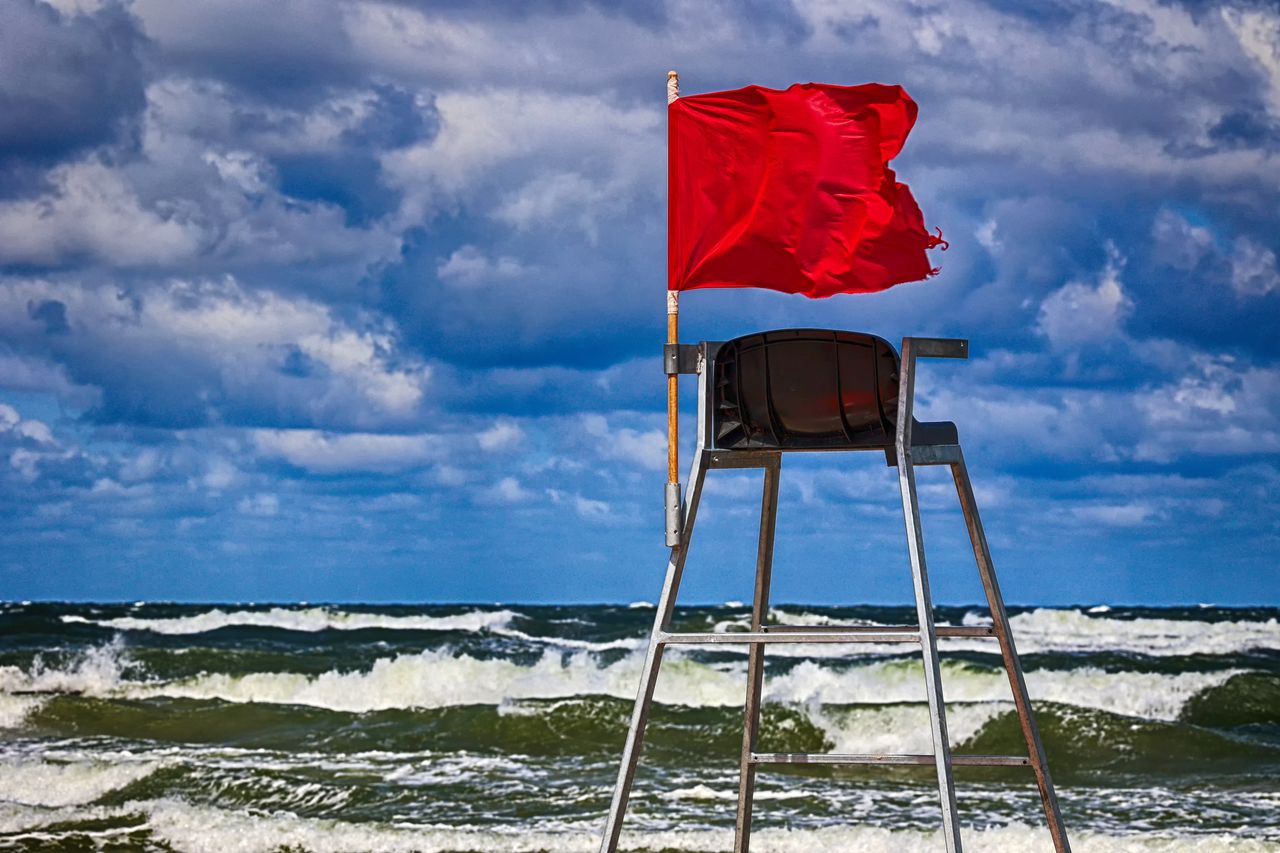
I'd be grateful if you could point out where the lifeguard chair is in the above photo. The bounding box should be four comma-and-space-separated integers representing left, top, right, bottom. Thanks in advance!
599, 73, 1072, 852
598, 329, 1072, 852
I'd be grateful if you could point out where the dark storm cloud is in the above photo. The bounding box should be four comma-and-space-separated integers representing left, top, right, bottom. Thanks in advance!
0, 0, 145, 163
128, 0, 362, 102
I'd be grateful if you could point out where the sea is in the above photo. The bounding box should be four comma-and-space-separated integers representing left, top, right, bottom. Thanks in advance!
0, 602, 1277, 852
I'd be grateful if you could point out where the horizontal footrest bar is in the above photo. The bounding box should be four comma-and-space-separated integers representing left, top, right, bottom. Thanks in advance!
660, 630, 920, 645
763, 625, 995, 638
750, 752, 1031, 767
658, 625, 994, 645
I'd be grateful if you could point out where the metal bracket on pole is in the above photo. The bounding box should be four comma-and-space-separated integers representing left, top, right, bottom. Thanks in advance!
665, 481, 682, 546
663, 343, 701, 375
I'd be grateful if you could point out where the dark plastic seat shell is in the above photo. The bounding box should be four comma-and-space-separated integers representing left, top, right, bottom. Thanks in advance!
710, 329, 958, 451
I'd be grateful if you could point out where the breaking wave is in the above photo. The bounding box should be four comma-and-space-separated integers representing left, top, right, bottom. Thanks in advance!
56, 604, 1280, 659
4, 797, 1276, 853
0, 639, 1246, 722
62, 607, 518, 636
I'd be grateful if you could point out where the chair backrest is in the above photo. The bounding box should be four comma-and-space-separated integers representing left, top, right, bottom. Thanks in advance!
710, 329, 901, 450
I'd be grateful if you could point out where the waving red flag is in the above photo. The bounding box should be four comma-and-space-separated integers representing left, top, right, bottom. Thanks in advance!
668, 82, 944, 299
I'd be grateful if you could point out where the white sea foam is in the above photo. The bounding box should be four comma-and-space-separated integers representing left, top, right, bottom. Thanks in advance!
766, 659, 1238, 721
660, 784, 814, 802
127, 649, 749, 712
757, 608, 1280, 657
1004, 608, 1280, 656
493, 627, 645, 652
63, 607, 517, 635
57, 605, 1280, 657
813, 702, 1010, 754
0, 694, 43, 729
127, 798, 1280, 852
0, 758, 159, 807
0, 637, 132, 698
5, 639, 1237, 724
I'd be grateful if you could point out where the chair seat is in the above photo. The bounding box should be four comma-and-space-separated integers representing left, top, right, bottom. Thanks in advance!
710, 328, 958, 451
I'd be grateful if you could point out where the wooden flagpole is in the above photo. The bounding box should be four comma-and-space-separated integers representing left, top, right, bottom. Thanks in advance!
665, 70, 681, 547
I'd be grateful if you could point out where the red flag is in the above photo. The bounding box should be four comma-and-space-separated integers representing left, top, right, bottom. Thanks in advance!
668, 83, 944, 299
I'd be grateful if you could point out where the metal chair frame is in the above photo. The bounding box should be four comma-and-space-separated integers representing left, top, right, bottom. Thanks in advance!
599, 337, 1071, 853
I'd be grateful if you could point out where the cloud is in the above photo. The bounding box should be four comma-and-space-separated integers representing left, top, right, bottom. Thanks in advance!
1036, 248, 1133, 349
253, 429, 441, 474
236, 492, 279, 516
1151, 209, 1216, 272
0, 276, 432, 429
0, 403, 55, 446
0, 349, 101, 408
478, 475, 532, 504
129, 0, 361, 99
581, 414, 665, 471
477, 420, 524, 451
1068, 502, 1158, 528
0, 0, 145, 161
0, 401, 93, 487
546, 486, 611, 520
380, 87, 660, 229
3, 0, 1280, 601
0, 160, 204, 267
437, 245, 529, 289
1223, 7, 1280, 114
1230, 237, 1280, 297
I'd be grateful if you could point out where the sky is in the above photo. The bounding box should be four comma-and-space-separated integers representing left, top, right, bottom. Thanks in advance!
1, 0, 1278, 605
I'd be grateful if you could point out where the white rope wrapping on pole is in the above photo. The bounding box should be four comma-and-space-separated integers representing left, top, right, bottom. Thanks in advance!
665, 70, 681, 547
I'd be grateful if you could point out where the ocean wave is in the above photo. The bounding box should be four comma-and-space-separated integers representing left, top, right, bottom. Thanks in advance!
768, 659, 1239, 722
61, 607, 518, 636
0, 694, 43, 730
1002, 608, 1280, 657
34, 798, 1280, 853
0, 757, 159, 808
0, 640, 1243, 723
52, 605, 1280, 658
756, 607, 1280, 657
0, 637, 133, 729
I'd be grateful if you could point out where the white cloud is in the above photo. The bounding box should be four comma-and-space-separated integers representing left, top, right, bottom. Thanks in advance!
1223, 8, 1280, 113
1230, 237, 1280, 297
478, 476, 531, 504
1151, 210, 1215, 271
975, 219, 1002, 255
0, 404, 54, 445
546, 487, 611, 520
493, 171, 621, 242
202, 149, 271, 194
380, 89, 660, 228
198, 457, 240, 491
0, 276, 431, 429
1036, 249, 1133, 348
1069, 503, 1157, 527
253, 429, 441, 473
237, 492, 279, 516
477, 420, 523, 451
581, 414, 665, 471
437, 245, 529, 288
0, 403, 68, 483
573, 494, 610, 519
0, 161, 203, 266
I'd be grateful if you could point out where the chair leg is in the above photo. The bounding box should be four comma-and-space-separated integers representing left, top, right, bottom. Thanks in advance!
950, 453, 1072, 853
599, 452, 709, 853
734, 457, 781, 853
896, 450, 964, 853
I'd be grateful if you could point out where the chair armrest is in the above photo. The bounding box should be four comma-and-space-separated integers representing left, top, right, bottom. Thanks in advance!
903, 337, 968, 360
